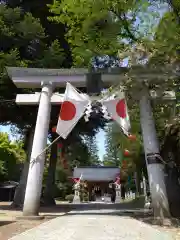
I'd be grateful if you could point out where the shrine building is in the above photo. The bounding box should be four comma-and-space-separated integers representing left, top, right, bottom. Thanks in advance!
73, 166, 120, 201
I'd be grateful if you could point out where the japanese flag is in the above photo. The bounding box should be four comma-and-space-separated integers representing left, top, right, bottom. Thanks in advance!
102, 92, 130, 136
56, 83, 90, 139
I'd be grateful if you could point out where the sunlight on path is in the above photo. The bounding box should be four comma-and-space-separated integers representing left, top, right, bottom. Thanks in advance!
9, 209, 173, 240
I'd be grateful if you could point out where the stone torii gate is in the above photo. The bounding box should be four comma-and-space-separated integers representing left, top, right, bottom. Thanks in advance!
6, 66, 176, 218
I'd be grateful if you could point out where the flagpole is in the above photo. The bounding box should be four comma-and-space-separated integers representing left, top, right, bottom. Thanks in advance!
31, 117, 83, 163
31, 135, 61, 163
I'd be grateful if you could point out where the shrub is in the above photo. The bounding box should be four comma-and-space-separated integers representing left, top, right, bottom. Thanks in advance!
83, 192, 89, 202
65, 194, 74, 203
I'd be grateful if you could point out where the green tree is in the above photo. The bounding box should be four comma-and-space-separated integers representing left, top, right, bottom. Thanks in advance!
147, 10, 180, 66
167, 0, 180, 24
6, 0, 73, 67
103, 123, 122, 166
103, 107, 144, 181
49, 0, 142, 66
66, 138, 91, 167
0, 132, 26, 181
35, 40, 65, 68
83, 135, 100, 165
0, 4, 66, 130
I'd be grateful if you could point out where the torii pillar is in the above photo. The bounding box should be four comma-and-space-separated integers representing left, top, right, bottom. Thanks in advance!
139, 84, 170, 218
23, 83, 53, 216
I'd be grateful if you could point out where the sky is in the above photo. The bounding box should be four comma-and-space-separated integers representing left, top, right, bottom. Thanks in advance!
0, 125, 12, 138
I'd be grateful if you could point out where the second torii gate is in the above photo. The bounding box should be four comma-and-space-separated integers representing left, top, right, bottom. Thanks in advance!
7, 66, 176, 218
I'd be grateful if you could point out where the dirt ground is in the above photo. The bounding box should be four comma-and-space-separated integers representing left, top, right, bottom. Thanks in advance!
0, 201, 68, 240
134, 215, 180, 240
0, 202, 180, 240
154, 225, 180, 239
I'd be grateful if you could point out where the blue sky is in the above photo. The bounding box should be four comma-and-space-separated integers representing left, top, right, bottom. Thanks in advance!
0, 125, 12, 138
0, 125, 10, 133
0, 124, 106, 160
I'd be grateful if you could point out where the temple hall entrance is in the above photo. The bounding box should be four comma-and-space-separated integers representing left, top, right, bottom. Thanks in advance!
94, 185, 102, 198
88, 181, 110, 201
73, 166, 120, 203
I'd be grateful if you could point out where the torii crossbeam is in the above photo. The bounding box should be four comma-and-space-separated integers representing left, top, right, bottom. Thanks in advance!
16, 91, 176, 105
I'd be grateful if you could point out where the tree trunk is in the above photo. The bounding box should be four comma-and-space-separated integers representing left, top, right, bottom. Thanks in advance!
165, 166, 180, 217
12, 127, 35, 207
134, 170, 141, 196
43, 134, 58, 206
139, 85, 170, 219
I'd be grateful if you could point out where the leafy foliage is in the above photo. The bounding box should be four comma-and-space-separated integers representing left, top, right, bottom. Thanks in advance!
103, 108, 144, 181
161, 119, 180, 167
0, 132, 26, 181
149, 11, 180, 66
35, 40, 65, 68
0, 4, 65, 129
103, 123, 122, 167
49, 0, 142, 66
83, 135, 100, 165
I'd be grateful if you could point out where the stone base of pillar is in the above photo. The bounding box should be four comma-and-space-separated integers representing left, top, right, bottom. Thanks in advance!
104, 194, 111, 203
115, 191, 121, 203
73, 190, 80, 203
16, 215, 44, 220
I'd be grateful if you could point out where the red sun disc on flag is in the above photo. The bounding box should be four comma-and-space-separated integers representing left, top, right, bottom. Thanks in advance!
116, 99, 126, 118
60, 101, 76, 121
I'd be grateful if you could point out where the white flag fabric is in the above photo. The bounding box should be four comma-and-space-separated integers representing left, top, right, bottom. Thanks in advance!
56, 83, 90, 139
102, 92, 131, 136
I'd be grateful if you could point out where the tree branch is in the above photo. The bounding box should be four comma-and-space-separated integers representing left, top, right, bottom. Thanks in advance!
109, 8, 138, 42
167, 0, 180, 25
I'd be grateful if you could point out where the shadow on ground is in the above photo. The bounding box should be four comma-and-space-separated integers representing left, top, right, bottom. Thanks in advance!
60, 209, 180, 228
0, 197, 179, 228
0, 221, 15, 227
0, 197, 145, 212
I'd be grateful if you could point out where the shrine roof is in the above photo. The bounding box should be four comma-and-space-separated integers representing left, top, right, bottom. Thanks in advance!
75, 166, 119, 169
73, 166, 120, 181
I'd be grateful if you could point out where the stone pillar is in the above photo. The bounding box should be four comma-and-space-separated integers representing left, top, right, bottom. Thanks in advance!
115, 184, 121, 203
23, 83, 53, 216
73, 184, 80, 203
139, 85, 170, 218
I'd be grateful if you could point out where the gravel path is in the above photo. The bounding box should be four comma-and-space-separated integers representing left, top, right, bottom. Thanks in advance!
8, 209, 173, 240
